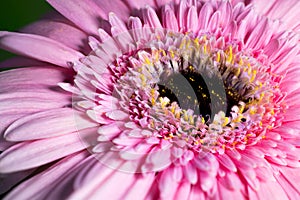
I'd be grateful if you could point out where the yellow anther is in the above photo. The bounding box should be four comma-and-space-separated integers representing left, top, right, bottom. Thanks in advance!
239, 103, 245, 113
145, 57, 151, 65
239, 57, 243, 65
164, 135, 170, 140
171, 105, 176, 114
235, 67, 241, 77
267, 125, 273, 129
175, 111, 181, 119
140, 74, 146, 83
226, 46, 233, 63
249, 108, 257, 115
159, 97, 169, 109
201, 117, 205, 124
183, 111, 189, 121
203, 44, 207, 54
193, 38, 199, 47
151, 88, 156, 95
158, 49, 167, 57
222, 117, 229, 126
250, 70, 257, 83
189, 115, 194, 125
169, 50, 175, 59
151, 98, 155, 105
216, 51, 221, 63
179, 38, 187, 49
259, 93, 265, 101
232, 115, 243, 123
153, 50, 160, 61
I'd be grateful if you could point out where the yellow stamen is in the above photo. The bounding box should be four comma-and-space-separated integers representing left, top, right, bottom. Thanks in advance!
239, 57, 243, 65
226, 46, 233, 63
222, 117, 229, 126
235, 67, 241, 77
203, 44, 207, 54
216, 51, 221, 63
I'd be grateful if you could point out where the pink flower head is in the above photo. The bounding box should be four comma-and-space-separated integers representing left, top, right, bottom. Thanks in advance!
1, 0, 300, 199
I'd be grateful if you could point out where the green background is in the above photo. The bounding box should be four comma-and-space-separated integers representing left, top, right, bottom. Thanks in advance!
0, 0, 53, 62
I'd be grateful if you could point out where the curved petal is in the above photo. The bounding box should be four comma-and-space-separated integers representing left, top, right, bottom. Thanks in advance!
0, 31, 84, 67
0, 56, 46, 69
4, 108, 97, 141
46, 0, 104, 35
21, 20, 91, 54
0, 169, 35, 195
0, 128, 96, 173
4, 151, 88, 200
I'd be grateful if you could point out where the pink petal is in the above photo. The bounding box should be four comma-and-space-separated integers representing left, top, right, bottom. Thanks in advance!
219, 171, 244, 191
186, 6, 198, 32
0, 128, 96, 173
208, 11, 220, 32
177, 0, 188, 30
247, 18, 274, 51
0, 56, 45, 69
122, 173, 155, 199
184, 162, 197, 184
218, 1, 232, 28
86, 170, 135, 198
4, 151, 88, 200
256, 179, 289, 200
217, 154, 237, 172
0, 31, 83, 67
123, 0, 156, 10
46, 0, 104, 35
159, 167, 180, 199
94, 0, 131, 21
143, 6, 163, 28
0, 66, 72, 89
276, 168, 300, 199
21, 20, 90, 54
217, 181, 246, 199
162, 5, 179, 31
189, 185, 205, 200
279, 167, 300, 195
108, 12, 128, 32
198, 1, 214, 31
0, 95, 70, 115
4, 108, 96, 141
174, 181, 191, 200
0, 169, 35, 194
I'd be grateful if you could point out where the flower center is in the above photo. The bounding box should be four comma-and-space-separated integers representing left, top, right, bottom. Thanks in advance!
157, 65, 212, 120
78, 31, 286, 154
114, 32, 285, 153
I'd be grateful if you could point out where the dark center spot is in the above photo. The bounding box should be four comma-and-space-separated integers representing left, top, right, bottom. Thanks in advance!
158, 67, 212, 120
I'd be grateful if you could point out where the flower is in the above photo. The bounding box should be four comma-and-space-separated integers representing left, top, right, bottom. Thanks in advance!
1, 0, 300, 199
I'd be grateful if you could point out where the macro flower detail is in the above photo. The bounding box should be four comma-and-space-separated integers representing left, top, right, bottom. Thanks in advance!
0, 0, 300, 200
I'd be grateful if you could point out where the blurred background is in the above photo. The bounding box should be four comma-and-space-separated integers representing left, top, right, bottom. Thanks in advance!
0, 0, 53, 62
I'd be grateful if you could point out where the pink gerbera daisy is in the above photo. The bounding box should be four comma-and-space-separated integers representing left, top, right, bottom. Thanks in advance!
1, 0, 300, 199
